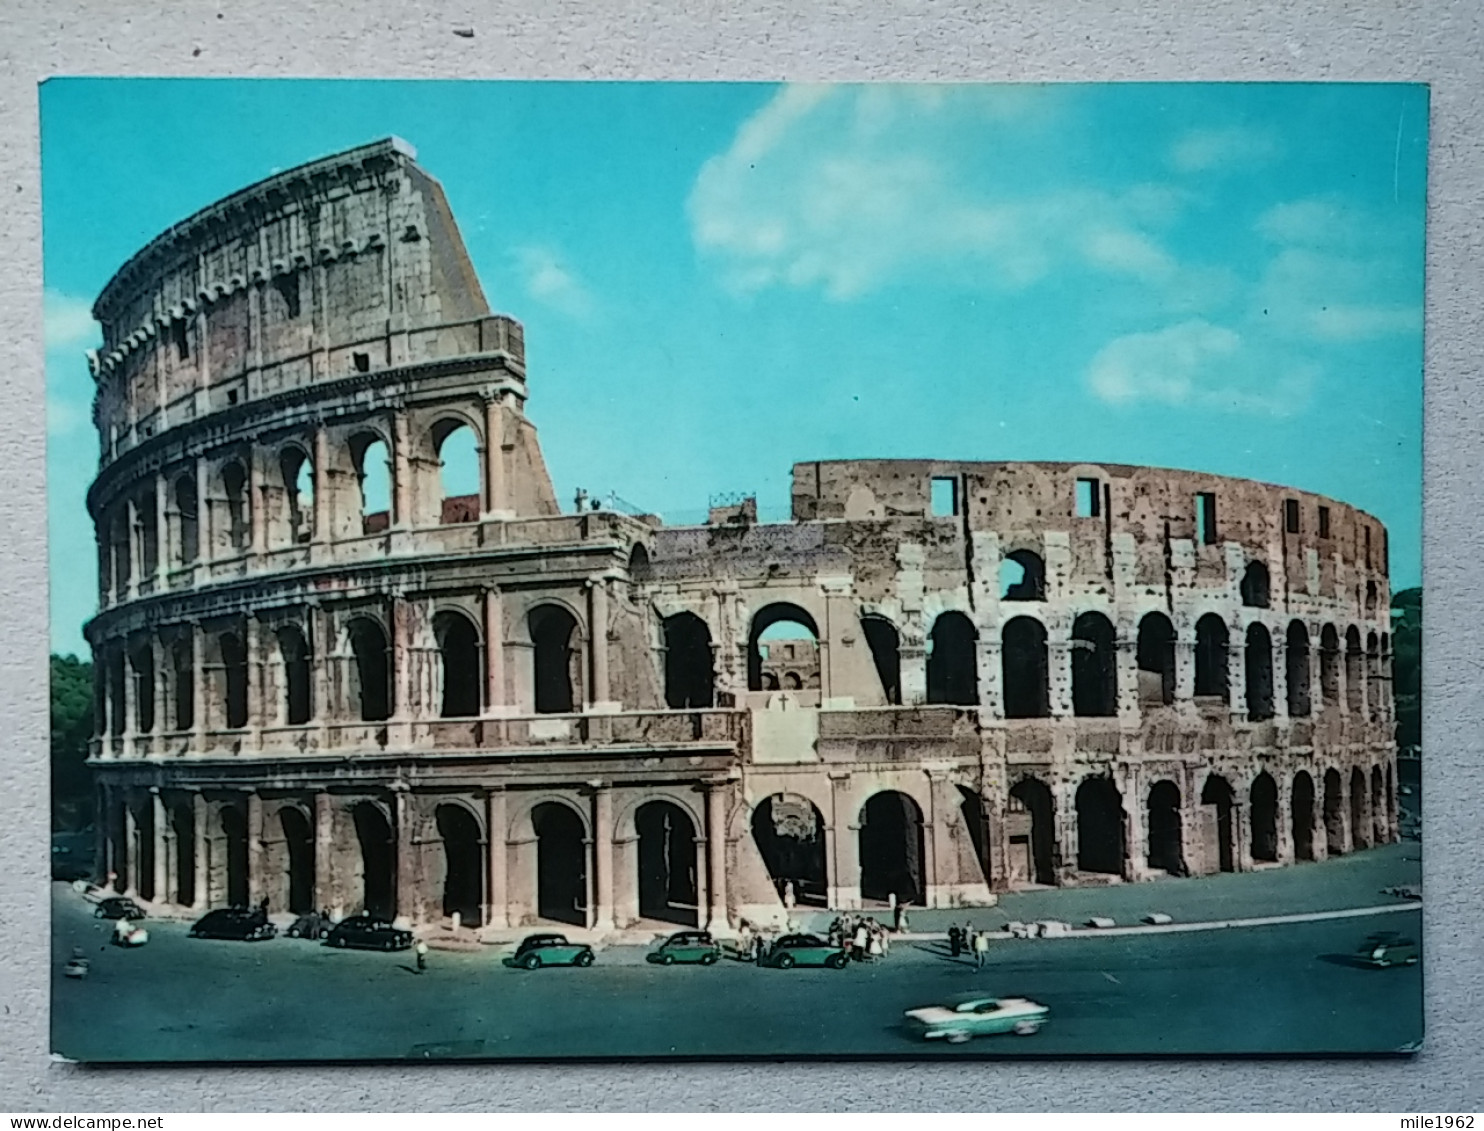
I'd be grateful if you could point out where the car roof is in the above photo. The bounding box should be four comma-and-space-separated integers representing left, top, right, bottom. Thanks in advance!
523, 933, 567, 945
945, 992, 1001, 1008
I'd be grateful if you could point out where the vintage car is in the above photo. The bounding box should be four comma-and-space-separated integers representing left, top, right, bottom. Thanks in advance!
94, 897, 146, 921
757, 933, 850, 969
645, 930, 722, 966
501, 933, 595, 969
904, 994, 1051, 1042
189, 907, 278, 942
286, 911, 334, 940
1355, 931, 1420, 968
323, 913, 413, 952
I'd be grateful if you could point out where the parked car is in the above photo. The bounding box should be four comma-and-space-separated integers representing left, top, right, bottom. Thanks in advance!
502, 933, 595, 969
757, 933, 849, 969
189, 907, 277, 942
904, 994, 1051, 1042
645, 930, 721, 966
94, 897, 146, 921
1355, 931, 1419, 968
323, 913, 413, 952
286, 911, 334, 940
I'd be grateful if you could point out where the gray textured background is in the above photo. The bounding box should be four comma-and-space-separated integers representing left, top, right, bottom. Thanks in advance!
2, 0, 1481, 1112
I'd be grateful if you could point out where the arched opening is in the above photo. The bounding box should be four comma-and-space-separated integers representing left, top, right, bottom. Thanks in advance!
858, 791, 926, 905
352, 801, 395, 919
175, 476, 199, 565
1345, 627, 1363, 714
219, 632, 249, 729
663, 612, 715, 709
221, 461, 249, 554
1075, 776, 1125, 875
927, 611, 979, 706
1002, 617, 1050, 718
277, 625, 312, 726
352, 434, 391, 535
763, 673, 779, 690
783, 671, 802, 689
133, 799, 156, 902
130, 645, 155, 733
1200, 774, 1236, 873
1146, 781, 1185, 876
1007, 777, 1056, 886
108, 652, 126, 736
636, 800, 698, 926
1240, 561, 1271, 608
138, 490, 159, 581
347, 618, 391, 722
747, 604, 820, 692
529, 605, 579, 714
279, 447, 314, 545
1365, 579, 1378, 617
1320, 624, 1341, 705
956, 785, 992, 885
532, 801, 587, 926
1249, 772, 1278, 862
1245, 623, 1274, 721
279, 807, 315, 915
171, 638, 193, 731
1195, 614, 1230, 700
110, 509, 131, 595
1136, 612, 1177, 708
860, 615, 902, 705
1072, 612, 1117, 717
435, 421, 480, 525
435, 804, 484, 927
1291, 771, 1316, 862
171, 801, 194, 907
434, 610, 481, 719
1286, 621, 1312, 717
999, 549, 1047, 601
627, 543, 652, 583
1323, 768, 1345, 855
1350, 766, 1370, 849
750, 794, 827, 908
220, 805, 249, 908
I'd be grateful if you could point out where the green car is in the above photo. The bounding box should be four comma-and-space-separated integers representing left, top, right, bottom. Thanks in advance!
646, 930, 722, 966
904, 994, 1051, 1043
502, 932, 595, 970
758, 933, 850, 969
1355, 931, 1419, 968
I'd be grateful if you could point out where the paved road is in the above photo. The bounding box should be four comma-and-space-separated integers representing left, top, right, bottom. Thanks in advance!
51, 885, 1422, 1062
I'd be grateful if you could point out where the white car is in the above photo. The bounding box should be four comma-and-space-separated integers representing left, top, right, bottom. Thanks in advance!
904, 994, 1050, 1043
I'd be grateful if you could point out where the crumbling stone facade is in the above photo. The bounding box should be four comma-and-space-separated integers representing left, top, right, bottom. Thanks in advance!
86, 139, 1398, 935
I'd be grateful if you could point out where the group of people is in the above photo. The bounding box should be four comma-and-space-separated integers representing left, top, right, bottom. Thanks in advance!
947, 922, 993, 967
826, 914, 894, 962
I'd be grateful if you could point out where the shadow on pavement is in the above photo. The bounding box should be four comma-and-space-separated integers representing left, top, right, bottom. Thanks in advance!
912, 941, 978, 967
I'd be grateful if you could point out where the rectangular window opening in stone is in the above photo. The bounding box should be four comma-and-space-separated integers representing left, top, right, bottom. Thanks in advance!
1075, 478, 1100, 518
930, 476, 958, 517
353, 351, 370, 373
272, 273, 301, 319
1284, 498, 1300, 534
1196, 492, 1218, 545
1319, 505, 1331, 538
171, 318, 189, 361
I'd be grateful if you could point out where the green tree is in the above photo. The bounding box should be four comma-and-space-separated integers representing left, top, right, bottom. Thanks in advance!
1390, 587, 1421, 751
50, 653, 95, 831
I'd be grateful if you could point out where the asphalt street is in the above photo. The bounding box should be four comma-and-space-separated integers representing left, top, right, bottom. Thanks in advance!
51, 884, 1422, 1062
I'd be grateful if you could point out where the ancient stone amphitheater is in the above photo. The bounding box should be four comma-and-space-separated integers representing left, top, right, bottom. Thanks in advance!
85, 138, 1398, 934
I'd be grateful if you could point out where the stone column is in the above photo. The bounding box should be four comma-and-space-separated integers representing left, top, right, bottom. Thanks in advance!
1235, 800, 1254, 872
704, 784, 729, 931
191, 623, 207, 748
828, 771, 861, 909
121, 646, 137, 758
153, 636, 171, 740
484, 788, 509, 930
1227, 632, 1248, 719
313, 425, 331, 546
155, 473, 170, 587
124, 497, 140, 600
393, 785, 416, 923
587, 579, 612, 709
1174, 635, 1196, 705
1271, 633, 1290, 723
122, 798, 139, 896
246, 614, 264, 739
1119, 768, 1145, 882
246, 790, 264, 908
482, 588, 505, 715
925, 771, 953, 909
1115, 634, 1139, 722
1049, 637, 1074, 718
151, 788, 168, 904
978, 638, 1003, 717
310, 604, 331, 726
899, 639, 927, 707
93, 782, 109, 884
592, 784, 614, 931
392, 409, 413, 529
195, 456, 213, 569
314, 792, 335, 916
482, 396, 506, 518
98, 650, 114, 759
392, 597, 412, 723
192, 792, 208, 910
249, 453, 267, 560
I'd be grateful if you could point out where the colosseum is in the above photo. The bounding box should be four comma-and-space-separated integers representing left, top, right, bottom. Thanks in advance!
83, 137, 1399, 936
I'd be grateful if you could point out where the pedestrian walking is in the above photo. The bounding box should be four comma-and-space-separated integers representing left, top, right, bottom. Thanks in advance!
973, 928, 990, 969
949, 924, 963, 957
852, 922, 869, 962
415, 939, 429, 973
783, 880, 797, 913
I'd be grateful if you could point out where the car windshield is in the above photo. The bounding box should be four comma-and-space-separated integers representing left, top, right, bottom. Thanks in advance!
522, 935, 564, 949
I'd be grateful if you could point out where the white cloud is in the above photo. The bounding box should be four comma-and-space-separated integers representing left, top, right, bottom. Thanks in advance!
44, 289, 100, 351
1310, 303, 1422, 342
1169, 126, 1278, 174
688, 85, 1188, 301
513, 246, 593, 317
46, 395, 88, 438
1087, 319, 1314, 417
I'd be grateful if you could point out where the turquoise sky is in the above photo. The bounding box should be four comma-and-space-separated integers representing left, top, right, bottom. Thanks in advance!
41, 80, 1427, 659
